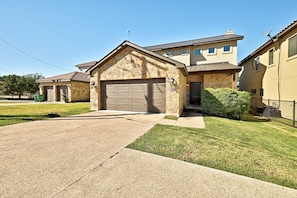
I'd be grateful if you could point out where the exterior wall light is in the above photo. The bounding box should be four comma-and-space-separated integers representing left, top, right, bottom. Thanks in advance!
90, 81, 96, 89
169, 77, 177, 85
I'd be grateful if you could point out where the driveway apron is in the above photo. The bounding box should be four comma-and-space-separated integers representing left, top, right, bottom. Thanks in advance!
0, 111, 164, 197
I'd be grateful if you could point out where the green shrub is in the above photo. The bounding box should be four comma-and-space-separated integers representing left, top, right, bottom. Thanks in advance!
62, 94, 69, 103
202, 88, 250, 119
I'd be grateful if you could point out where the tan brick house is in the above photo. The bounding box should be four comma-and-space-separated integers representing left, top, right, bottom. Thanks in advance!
37, 72, 90, 102
82, 32, 243, 116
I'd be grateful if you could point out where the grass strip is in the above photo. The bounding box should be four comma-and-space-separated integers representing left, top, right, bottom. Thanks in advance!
128, 115, 297, 189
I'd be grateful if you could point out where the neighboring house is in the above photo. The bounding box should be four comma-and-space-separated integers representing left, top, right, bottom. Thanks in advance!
81, 32, 243, 117
76, 61, 97, 72
239, 20, 297, 118
37, 71, 90, 102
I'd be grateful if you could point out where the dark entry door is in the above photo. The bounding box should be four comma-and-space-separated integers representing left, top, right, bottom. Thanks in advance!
190, 82, 201, 105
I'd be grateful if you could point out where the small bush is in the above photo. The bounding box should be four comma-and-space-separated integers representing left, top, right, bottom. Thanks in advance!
62, 94, 69, 103
202, 88, 250, 119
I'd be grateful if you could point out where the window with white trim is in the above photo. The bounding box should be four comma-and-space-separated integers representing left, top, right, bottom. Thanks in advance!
194, 49, 201, 55
269, 48, 274, 65
288, 34, 297, 57
254, 57, 260, 70
208, 47, 216, 54
223, 45, 231, 52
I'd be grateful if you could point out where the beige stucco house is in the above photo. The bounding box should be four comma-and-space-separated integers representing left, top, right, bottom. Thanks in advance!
239, 20, 297, 118
81, 32, 243, 117
37, 72, 90, 102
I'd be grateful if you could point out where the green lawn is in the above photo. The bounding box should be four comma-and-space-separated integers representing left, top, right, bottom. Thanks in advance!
128, 115, 297, 189
0, 102, 91, 126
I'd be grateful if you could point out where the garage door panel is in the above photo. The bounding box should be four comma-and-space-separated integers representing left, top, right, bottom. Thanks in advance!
116, 92, 131, 98
45, 87, 54, 102
117, 105, 131, 111
102, 79, 165, 113
132, 93, 146, 98
117, 98, 131, 104
117, 85, 130, 91
132, 99, 146, 105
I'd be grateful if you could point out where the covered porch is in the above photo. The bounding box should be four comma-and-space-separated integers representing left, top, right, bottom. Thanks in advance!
185, 62, 242, 107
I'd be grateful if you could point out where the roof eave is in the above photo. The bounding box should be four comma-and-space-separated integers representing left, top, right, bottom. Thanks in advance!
189, 68, 241, 73
146, 35, 244, 51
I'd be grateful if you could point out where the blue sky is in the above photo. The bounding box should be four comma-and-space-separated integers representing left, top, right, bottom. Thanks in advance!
0, 0, 296, 77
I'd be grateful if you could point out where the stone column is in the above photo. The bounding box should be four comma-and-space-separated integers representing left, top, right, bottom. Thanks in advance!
67, 84, 72, 102
39, 85, 44, 95
53, 85, 57, 102
232, 73, 236, 89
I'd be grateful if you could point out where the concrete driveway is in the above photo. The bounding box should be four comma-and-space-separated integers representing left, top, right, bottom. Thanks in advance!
1, 111, 297, 197
0, 111, 164, 197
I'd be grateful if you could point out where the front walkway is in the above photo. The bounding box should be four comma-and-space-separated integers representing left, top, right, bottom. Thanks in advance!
159, 112, 205, 128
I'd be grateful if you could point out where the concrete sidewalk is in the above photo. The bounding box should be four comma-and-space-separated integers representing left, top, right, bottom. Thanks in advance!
57, 148, 297, 198
159, 112, 205, 128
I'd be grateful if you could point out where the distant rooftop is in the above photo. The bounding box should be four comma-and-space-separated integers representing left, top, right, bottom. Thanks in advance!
145, 34, 244, 51
75, 61, 97, 70
37, 72, 89, 83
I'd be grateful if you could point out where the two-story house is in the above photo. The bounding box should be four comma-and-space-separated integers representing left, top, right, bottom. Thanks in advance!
239, 20, 297, 119
79, 32, 243, 117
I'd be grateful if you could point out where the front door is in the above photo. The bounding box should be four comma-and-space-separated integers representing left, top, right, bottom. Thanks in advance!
190, 82, 201, 105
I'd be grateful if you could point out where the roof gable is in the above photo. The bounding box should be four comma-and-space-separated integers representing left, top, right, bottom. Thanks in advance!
145, 34, 244, 51
36, 72, 89, 83
86, 40, 188, 76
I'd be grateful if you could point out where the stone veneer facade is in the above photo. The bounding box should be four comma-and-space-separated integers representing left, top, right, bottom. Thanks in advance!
90, 46, 187, 117
39, 81, 90, 102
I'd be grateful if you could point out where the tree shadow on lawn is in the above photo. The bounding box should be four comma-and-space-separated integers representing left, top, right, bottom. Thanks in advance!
203, 113, 270, 123
0, 115, 47, 121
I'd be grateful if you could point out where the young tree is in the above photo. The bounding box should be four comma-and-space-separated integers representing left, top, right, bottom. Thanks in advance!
23, 73, 44, 95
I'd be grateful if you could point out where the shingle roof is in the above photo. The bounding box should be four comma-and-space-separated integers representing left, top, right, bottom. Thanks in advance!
145, 34, 244, 51
36, 72, 89, 83
239, 19, 297, 65
86, 40, 188, 76
75, 61, 97, 70
187, 62, 241, 73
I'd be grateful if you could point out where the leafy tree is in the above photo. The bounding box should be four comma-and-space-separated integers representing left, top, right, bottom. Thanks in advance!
1, 73, 44, 99
23, 73, 44, 95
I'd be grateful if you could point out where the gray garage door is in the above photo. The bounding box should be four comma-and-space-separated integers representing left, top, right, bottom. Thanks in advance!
45, 87, 54, 102
101, 79, 166, 113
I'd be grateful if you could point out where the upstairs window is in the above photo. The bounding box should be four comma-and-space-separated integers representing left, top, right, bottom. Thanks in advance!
194, 49, 201, 55
254, 57, 260, 70
182, 49, 187, 54
288, 34, 297, 57
167, 51, 173, 56
223, 45, 231, 52
251, 89, 256, 96
269, 48, 274, 65
208, 47, 216, 54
